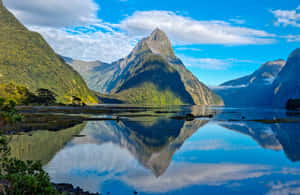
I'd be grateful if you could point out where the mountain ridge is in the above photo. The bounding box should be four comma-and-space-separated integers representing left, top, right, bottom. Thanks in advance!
67, 29, 223, 105
221, 59, 285, 87
215, 48, 300, 108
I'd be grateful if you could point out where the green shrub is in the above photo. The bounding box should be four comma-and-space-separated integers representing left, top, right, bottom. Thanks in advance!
0, 98, 23, 123
0, 132, 61, 194
31, 88, 57, 106
1, 159, 59, 194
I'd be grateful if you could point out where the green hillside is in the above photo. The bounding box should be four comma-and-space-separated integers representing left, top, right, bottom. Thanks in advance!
112, 53, 194, 105
0, 1, 98, 104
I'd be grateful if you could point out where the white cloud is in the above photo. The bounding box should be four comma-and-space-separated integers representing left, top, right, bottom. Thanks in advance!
266, 181, 300, 195
210, 85, 248, 90
229, 18, 246, 25
179, 55, 259, 70
122, 163, 271, 193
120, 11, 275, 45
3, 1, 276, 61
45, 141, 272, 194
179, 139, 259, 151
283, 34, 300, 42
3, 0, 100, 27
3, 0, 136, 62
29, 25, 136, 62
271, 6, 300, 27
175, 47, 203, 52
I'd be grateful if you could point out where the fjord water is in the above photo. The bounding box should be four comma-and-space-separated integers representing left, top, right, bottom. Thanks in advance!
10, 106, 300, 195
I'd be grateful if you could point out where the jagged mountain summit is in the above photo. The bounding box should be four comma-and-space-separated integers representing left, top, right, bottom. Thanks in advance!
272, 48, 300, 107
0, 1, 97, 103
142, 28, 176, 58
67, 29, 223, 105
213, 60, 285, 107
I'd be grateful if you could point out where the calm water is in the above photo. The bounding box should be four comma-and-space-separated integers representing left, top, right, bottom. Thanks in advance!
9, 106, 300, 194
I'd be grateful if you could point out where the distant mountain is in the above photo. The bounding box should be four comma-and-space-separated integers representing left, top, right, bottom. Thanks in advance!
0, 1, 97, 104
222, 59, 285, 87
213, 60, 285, 107
272, 48, 300, 107
67, 29, 223, 105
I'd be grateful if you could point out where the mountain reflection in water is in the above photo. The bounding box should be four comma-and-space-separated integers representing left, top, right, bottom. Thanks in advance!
8, 106, 300, 194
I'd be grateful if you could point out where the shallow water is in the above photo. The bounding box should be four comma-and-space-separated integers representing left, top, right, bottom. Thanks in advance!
9, 106, 300, 194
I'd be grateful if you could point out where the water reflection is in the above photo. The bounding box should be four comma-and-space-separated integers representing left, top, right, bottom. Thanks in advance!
220, 121, 300, 162
8, 107, 300, 194
70, 117, 208, 177
9, 122, 87, 164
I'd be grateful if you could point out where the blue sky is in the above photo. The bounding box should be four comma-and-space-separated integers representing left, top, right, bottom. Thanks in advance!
4, 0, 300, 86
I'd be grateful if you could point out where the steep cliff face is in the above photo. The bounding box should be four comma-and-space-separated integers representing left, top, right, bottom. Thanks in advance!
272, 49, 300, 107
0, 2, 97, 104
67, 29, 223, 105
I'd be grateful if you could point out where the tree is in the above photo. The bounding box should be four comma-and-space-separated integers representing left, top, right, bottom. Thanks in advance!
71, 96, 85, 106
35, 89, 57, 106
0, 99, 23, 123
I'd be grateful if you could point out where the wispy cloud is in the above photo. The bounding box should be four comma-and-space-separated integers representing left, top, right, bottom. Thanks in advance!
179, 55, 260, 70
30, 25, 136, 62
266, 181, 300, 195
271, 6, 300, 27
180, 139, 258, 151
229, 18, 246, 25
282, 34, 300, 42
175, 47, 203, 52
210, 85, 248, 89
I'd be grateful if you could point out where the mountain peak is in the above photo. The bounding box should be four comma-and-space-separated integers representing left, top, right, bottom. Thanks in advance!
288, 48, 300, 59
143, 28, 176, 58
262, 59, 285, 68
150, 28, 169, 41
